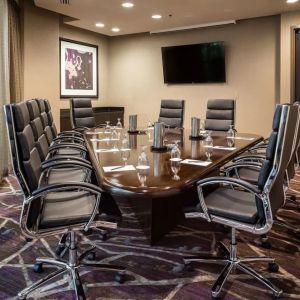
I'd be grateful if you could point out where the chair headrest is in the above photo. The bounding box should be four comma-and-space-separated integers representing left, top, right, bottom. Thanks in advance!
36, 98, 46, 113
71, 98, 92, 108
26, 100, 40, 121
207, 99, 235, 110
272, 105, 282, 131
12, 102, 30, 132
160, 99, 184, 109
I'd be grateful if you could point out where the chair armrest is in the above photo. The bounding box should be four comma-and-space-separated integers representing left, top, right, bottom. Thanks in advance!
41, 160, 93, 172
27, 182, 104, 204
42, 156, 91, 167
249, 143, 268, 152
95, 123, 106, 128
232, 155, 265, 163
58, 130, 83, 137
48, 143, 87, 153
223, 161, 262, 175
194, 176, 261, 222
72, 126, 90, 131
53, 136, 84, 143
197, 176, 261, 194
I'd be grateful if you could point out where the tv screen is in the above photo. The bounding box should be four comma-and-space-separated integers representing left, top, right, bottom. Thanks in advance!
161, 42, 226, 84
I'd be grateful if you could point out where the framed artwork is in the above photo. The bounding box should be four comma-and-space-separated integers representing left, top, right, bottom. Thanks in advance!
60, 38, 98, 98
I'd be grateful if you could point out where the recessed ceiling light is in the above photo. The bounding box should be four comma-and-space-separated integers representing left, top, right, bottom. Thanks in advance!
95, 23, 105, 28
287, 0, 299, 3
152, 14, 162, 19
122, 2, 134, 8
112, 27, 120, 32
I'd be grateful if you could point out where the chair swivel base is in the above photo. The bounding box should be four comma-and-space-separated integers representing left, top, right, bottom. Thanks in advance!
18, 232, 126, 300
183, 230, 282, 298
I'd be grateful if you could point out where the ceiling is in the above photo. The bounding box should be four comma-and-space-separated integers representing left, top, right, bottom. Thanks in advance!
34, 0, 300, 36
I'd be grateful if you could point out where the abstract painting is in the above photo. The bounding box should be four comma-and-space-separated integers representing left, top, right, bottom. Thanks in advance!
60, 38, 98, 98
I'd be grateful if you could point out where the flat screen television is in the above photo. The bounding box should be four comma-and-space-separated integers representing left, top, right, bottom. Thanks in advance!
161, 42, 226, 84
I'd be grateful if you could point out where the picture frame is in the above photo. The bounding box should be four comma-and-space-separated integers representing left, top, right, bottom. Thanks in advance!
60, 38, 98, 98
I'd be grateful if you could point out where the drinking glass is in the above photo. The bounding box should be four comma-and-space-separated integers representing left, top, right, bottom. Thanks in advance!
116, 118, 122, 129
120, 137, 130, 166
170, 140, 181, 160
227, 125, 235, 147
200, 119, 206, 134
111, 127, 119, 149
136, 145, 150, 187
137, 145, 149, 167
104, 121, 111, 140
204, 131, 213, 162
171, 160, 181, 181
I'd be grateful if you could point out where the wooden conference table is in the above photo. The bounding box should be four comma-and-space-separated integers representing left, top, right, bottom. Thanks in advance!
84, 129, 262, 245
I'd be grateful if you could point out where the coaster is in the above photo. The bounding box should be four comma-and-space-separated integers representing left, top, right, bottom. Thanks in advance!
151, 146, 168, 152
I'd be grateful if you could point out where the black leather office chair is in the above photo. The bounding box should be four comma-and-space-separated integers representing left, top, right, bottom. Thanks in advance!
70, 98, 98, 130
183, 104, 296, 298
158, 99, 185, 128
4, 103, 126, 299
205, 99, 235, 133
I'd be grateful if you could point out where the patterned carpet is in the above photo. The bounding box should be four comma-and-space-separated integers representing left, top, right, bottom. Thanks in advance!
0, 175, 300, 300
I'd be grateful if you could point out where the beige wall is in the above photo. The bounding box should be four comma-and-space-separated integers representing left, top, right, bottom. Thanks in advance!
108, 16, 279, 137
22, 1, 282, 137
280, 10, 300, 103
22, 1, 109, 131
23, 0, 60, 127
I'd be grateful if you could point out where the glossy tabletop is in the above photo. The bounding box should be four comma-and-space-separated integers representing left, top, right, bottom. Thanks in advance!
84, 129, 262, 199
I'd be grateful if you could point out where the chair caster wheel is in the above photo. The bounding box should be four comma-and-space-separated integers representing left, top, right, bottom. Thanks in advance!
115, 272, 126, 284
290, 195, 296, 201
268, 262, 279, 273
55, 244, 66, 256
184, 263, 194, 272
32, 262, 43, 273
25, 238, 32, 243
101, 232, 108, 241
87, 251, 96, 261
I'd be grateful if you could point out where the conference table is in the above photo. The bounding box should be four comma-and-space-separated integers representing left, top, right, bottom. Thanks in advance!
84, 128, 262, 245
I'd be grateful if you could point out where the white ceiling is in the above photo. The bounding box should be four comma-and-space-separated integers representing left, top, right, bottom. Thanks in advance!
34, 0, 300, 36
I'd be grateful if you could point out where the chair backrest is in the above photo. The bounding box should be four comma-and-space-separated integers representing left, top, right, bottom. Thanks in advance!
158, 99, 185, 128
36, 98, 54, 145
4, 102, 43, 196
205, 99, 235, 132
39, 98, 58, 138
256, 104, 298, 220
27, 100, 50, 161
70, 98, 96, 129
286, 102, 300, 181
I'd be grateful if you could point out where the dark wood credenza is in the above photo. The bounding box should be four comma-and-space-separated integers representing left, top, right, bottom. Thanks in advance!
60, 107, 124, 131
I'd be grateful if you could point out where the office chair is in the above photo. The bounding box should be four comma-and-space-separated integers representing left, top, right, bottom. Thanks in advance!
158, 99, 185, 128
223, 104, 300, 241
205, 99, 235, 133
183, 104, 296, 298
4, 103, 126, 299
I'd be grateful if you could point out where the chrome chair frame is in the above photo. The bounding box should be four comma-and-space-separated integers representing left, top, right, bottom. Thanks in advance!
184, 104, 294, 298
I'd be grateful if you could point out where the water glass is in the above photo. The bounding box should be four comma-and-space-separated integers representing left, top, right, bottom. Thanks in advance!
204, 131, 213, 162
227, 125, 235, 139
120, 137, 130, 166
136, 145, 150, 187
116, 118, 122, 129
170, 140, 181, 160
171, 160, 181, 181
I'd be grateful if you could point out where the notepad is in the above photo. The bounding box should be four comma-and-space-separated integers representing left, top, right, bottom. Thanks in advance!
181, 159, 212, 166
91, 138, 119, 142
213, 146, 236, 151
103, 165, 136, 172
86, 131, 104, 135
95, 148, 119, 153
229, 136, 255, 141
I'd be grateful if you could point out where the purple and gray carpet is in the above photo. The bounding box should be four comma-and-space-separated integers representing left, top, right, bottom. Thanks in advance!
0, 175, 300, 299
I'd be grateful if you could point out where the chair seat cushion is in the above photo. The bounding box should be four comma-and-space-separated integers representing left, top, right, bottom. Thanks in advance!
40, 191, 96, 228
46, 167, 89, 184
205, 188, 259, 224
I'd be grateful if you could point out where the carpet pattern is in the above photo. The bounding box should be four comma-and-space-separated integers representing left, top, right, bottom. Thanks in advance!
0, 175, 300, 299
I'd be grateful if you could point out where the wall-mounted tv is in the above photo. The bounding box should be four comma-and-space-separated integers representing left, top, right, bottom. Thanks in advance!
161, 42, 226, 84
